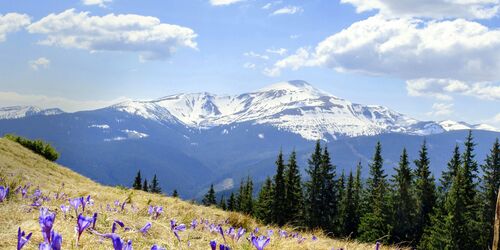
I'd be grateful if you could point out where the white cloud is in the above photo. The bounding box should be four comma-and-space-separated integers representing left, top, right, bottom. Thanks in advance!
271, 6, 303, 15
0, 13, 31, 42
82, 0, 112, 8
243, 51, 269, 60
267, 16, 500, 93
210, 0, 245, 6
266, 48, 287, 56
407, 78, 500, 101
427, 103, 454, 116
0, 91, 130, 112
29, 57, 50, 70
341, 0, 500, 19
494, 113, 500, 123
243, 62, 256, 69
262, 1, 282, 9
264, 47, 318, 77
27, 9, 197, 61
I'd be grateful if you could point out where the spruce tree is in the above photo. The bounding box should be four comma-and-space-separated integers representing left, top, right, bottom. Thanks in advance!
341, 170, 357, 237
133, 170, 142, 190
219, 195, 227, 210
284, 150, 304, 225
414, 140, 436, 243
172, 189, 179, 198
337, 170, 346, 234
391, 148, 415, 244
236, 179, 245, 212
255, 177, 274, 223
202, 184, 217, 206
305, 140, 323, 228
481, 138, 500, 247
227, 192, 236, 211
240, 177, 254, 214
440, 144, 461, 196
142, 179, 149, 192
358, 141, 391, 242
150, 174, 161, 194
272, 150, 287, 226
320, 146, 339, 232
351, 161, 363, 238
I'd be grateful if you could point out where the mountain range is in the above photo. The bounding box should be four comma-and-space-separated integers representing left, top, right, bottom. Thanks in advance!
0, 80, 498, 198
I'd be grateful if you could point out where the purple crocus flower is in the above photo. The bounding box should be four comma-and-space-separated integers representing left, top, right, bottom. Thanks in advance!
190, 219, 198, 229
236, 227, 246, 241
151, 245, 166, 250
76, 214, 93, 241
50, 230, 62, 250
267, 230, 274, 237
139, 222, 152, 235
251, 235, 270, 250
170, 219, 177, 230
278, 230, 287, 238
312, 235, 318, 241
17, 227, 32, 250
69, 198, 81, 215
112, 220, 125, 233
110, 234, 133, 250
210, 240, 217, 250
59, 205, 70, 217
218, 225, 226, 243
220, 244, 231, 250
0, 186, 9, 202
39, 207, 56, 243
375, 242, 380, 250
92, 213, 98, 229
173, 224, 186, 242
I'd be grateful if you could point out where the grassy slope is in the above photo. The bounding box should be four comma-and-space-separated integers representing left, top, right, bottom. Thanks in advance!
0, 138, 391, 250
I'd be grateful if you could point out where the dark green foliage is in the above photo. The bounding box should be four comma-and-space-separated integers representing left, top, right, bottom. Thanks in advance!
219, 195, 227, 210
319, 146, 339, 232
414, 140, 436, 243
133, 170, 142, 190
391, 148, 415, 244
202, 184, 217, 206
351, 161, 363, 238
272, 150, 287, 226
481, 138, 500, 247
5, 134, 59, 161
236, 179, 245, 212
358, 141, 391, 242
172, 189, 179, 198
337, 170, 345, 234
240, 176, 254, 214
305, 140, 323, 229
142, 179, 149, 192
284, 150, 304, 226
440, 144, 461, 196
341, 170, 357, 237
227, 192, 236, 211
150, 174, 161, 193
255, 177, 273, 224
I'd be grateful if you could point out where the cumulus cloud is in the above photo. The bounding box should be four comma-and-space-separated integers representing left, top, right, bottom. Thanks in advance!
210, 0, 245, 6
266, 15, 500, 100
82, 0, 112, 8
271, 6, 303, 15
407, 78, 500, 101
427, 103, 454, 116
0, 91, 130, 112
27, 9, 198, 61
0, 13, 31, 42
29, 57, 51, 70
341, 0, 500, 19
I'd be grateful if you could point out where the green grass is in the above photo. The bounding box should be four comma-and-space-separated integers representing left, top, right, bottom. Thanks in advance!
0, 138, 396, 249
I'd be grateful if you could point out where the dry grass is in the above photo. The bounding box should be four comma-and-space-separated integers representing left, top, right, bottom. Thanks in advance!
0, 138, 395, 250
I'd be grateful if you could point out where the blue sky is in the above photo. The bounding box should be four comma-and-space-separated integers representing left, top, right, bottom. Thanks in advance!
0, 0, 499, 127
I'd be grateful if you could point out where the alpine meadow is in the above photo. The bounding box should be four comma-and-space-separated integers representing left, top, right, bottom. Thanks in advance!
1, 0, 500, 249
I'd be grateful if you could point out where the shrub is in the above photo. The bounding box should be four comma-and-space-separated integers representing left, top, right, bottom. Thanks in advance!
4, 134, 59, 161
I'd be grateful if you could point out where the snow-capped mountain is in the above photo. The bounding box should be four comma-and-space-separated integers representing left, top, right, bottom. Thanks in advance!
110, 80, 449, 140
439, 120, 499, 132
0, 106, 64, 120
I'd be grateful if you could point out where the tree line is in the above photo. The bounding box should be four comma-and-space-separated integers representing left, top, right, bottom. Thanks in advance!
204, 131, 500, 249
5, 134, 59, 161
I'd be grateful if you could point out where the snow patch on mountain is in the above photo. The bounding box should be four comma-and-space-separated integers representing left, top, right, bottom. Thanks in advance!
89, 124, 110, 129
439, 120, 499, 132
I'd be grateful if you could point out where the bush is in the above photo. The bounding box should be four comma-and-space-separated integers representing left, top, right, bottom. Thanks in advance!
4, 134, 59, 161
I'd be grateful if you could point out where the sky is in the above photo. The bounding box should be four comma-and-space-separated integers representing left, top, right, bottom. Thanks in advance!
0, 0, 499, 127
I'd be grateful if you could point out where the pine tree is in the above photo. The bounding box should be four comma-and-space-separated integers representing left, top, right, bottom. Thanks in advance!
219, 195, 227, 210
240, 177, 254, 214
284, 150, 304, 225
351, 161, 363, 238
272, 150, 287, 226
142, 179, 149, 192
414, 140, 436, 243
150, 174, 161, 194
227, 192, 236, 211
133, 170, 142, 190
305, 140, 323, 228
202, 184, 217, 206
255, 177, 274, 223
358, 141, 391, 242
481, 138, 500, 247
341, 170, 357, 237
172, 189, 179, 198
391, 148, 415, 244
236, 179, 245, 212
337, 170, 346, 234
440, 144, 461, 196
319, 146, 339, 232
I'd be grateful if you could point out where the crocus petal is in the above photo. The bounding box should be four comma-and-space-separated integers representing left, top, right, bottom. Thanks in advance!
210, 240, 217, 250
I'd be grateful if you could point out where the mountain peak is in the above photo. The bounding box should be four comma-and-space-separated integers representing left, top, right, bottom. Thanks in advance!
257, 80, 317, 92
0, 106, 64, 120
